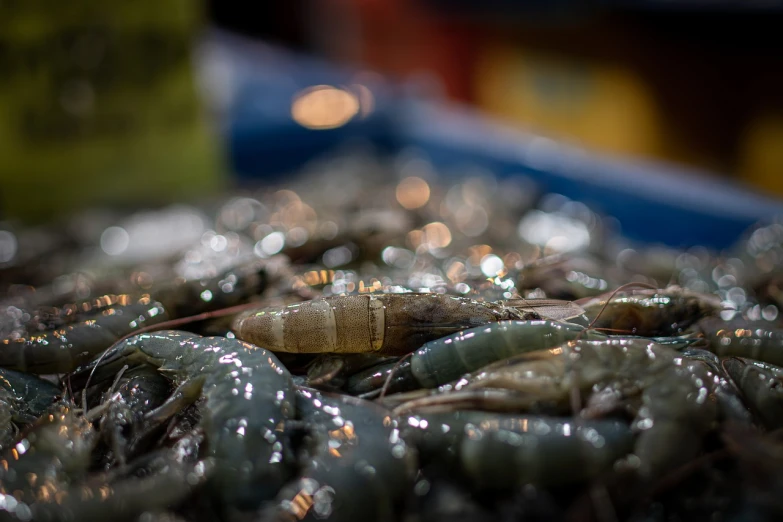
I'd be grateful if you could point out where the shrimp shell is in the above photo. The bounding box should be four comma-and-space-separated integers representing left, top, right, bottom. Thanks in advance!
232, 293, 520, 355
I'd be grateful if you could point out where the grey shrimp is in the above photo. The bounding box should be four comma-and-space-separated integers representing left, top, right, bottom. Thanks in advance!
68, 330, 296, 510
722, 357, 783, 430
698, 317, 783, 367
0, 405, 208, 522
401, 411, 633, 490
0, 368, 62, 451
391, 338, 720, 479
341, 320, 608, 397
0, 295, 168, 374
0, 259, 268, 375
341, 321, 694, 397
81, 365, 174, 468
267, 388, 416, 522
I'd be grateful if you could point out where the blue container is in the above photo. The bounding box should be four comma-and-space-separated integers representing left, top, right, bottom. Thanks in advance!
392, 101, 783, 248
210, 32, 783, 249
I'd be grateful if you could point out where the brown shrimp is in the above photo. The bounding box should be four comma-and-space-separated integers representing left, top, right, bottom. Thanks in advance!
577, 285, 723, 337
232, 293, 584, 355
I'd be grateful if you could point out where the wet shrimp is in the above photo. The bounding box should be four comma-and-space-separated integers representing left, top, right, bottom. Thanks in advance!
0, 296, 168, 374
1, 292, 138, 340
0, 259, 268, 375
68, 330, 296, 510
346, 321, 696, 398
267, 389, 416, 522
722, 357, 783, 430
401, 411, 633, 490
698, 317, 783, 367
391, 338, 719, 479
577, 285, 722, 337
82, 366, 174, 468
0, 405, 208, 522
232, 293, 585, 355
341, 320, 608, 397
0, 368, 62, 451
677, 348, 754, 426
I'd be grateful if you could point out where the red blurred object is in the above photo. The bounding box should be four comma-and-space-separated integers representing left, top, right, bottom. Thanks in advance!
323, 0, 479, 102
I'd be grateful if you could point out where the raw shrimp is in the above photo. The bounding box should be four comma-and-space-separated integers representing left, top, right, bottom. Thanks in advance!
722, 357, 783, 430
699, 317, 783, 367
233, 293, 584, 355
344, 320, 607, 396
0, 296, 168, 374
347, 321, 696, 398
0, 260, 268, 375
578, 286, 722, 337
82, 366, 174, 468
401, 411, 633, 490
68, 330, 296, 509
391, 338, 719, 479
268, 388, 416, 522
0, 405, 208, 522
0, 368, 62, 450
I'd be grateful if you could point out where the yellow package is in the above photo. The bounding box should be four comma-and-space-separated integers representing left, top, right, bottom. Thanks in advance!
0, 1, 223, 223
474, 42, 667, 161
738, 111, 783, 197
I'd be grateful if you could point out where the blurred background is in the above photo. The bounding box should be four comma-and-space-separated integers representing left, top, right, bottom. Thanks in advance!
1, 0, 783, 246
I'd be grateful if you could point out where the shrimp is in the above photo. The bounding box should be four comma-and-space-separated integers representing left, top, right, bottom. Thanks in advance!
678, 348, 753, 426
0, 259, 268, 375
0, 405, 209, 522
344, 320, 609, 397
346, 321, 696, 398
0, 405, 98, 518
306, 354, 399, 391
698, 317, 783, 367
722, 423, 783, 518
391, 338, 719, 479
82, 366, 174, 468
401, 412, 633, 489
68, 330, 296, 510
232, 293, 584, 355
577, 285, 722, 337
268, 388, 416, 522
0, 296, 168, 374
0, 368, 62, 450
722, 357, 783, 430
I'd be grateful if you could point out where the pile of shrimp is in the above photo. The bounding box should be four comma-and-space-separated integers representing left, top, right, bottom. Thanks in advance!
2, 152, 783, 522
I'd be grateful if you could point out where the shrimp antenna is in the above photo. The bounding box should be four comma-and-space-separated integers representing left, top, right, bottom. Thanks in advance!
592, 327, 635, 334
379, 352, 414, 400
64, 374, 75, 404
574, 282, 658, 342
139, 301, 265, 333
